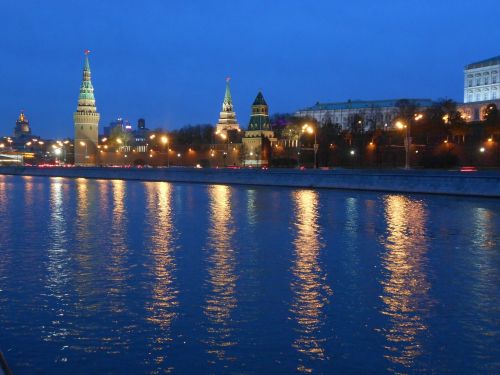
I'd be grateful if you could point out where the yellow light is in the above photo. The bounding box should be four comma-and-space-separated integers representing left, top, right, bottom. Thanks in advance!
395, 121, 405, 129
414, 113, 423, 121
444, 140, 448, 143
149, 134, 156, 140
101, 137, 108, 142
79, 141, 86, 146
0, 144, 4, 148
220, 133, 227, 140
26, 141, 32, 146
104, 145, 108, 149
38, 141, 44, 145
116, 138, 123, 144
161, 136, 168, 144
488, 138, 493, 142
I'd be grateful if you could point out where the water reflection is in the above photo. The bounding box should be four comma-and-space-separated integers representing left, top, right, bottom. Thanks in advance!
107, 180, 129, 313
380, 195, 432, 372
144, 182, 178, 372
44, 179, 71, 345
203, 185, 238, 364
290, 190, 331, 372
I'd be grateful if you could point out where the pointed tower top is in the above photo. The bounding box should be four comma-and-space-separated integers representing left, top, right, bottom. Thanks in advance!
76, 51, 96, 112
222, 77, 233, 111
253, 91, 267, 106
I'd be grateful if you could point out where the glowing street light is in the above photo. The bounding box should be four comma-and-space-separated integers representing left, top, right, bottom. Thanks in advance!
160, 136, 169, 167
80, 141, 89, 159
301, 123, 318, 168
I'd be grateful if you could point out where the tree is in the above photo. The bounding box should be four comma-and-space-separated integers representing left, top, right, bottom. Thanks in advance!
483, 103, 500, 138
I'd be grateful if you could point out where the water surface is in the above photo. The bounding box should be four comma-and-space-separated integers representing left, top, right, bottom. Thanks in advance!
0, 175, 499, 374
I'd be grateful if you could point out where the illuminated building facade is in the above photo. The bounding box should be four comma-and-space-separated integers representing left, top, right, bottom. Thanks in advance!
464, 56, 500, 104
242, 91, 276, 166
74, 51, 100, 166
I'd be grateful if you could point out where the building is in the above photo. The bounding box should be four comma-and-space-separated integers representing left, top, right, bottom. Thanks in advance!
103, 118, 132, 137
133, 118, 150, 152
464, 56, 500, 104
74, 50, 100, 166
14, 111, 31, 139
459, 56, 500, 121
295, 99, 434, 130
215, 78, 241, 135
242, 91, 276, 166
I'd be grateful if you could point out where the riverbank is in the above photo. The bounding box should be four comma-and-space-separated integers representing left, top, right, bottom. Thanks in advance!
0, 166, 499, 197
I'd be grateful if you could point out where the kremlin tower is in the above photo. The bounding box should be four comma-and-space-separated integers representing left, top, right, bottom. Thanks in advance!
215, 77, 241, 135
242, 91, 276, 166
74, 50, 100, 166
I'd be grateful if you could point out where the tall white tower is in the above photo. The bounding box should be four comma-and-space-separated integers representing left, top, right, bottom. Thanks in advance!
74, 50, 100, 166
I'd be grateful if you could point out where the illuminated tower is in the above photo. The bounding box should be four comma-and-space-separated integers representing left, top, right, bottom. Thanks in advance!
215, 77, 240, 135
14, 111, 31, 139
242, 91, 276, 166
74, 50, 100, 166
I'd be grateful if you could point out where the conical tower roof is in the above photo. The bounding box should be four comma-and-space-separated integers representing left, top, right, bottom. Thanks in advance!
222, 77, 233, 112
253, 91, 267, 106
76, 51, 97, 112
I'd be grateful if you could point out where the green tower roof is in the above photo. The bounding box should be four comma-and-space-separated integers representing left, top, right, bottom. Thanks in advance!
253, 91, 267, 106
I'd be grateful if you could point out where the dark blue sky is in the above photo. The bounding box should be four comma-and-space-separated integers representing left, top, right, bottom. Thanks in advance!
2, 0, 500, 138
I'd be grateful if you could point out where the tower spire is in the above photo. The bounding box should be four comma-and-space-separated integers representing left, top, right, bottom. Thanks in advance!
223, 76, 233, 111
77, 50, 96, 112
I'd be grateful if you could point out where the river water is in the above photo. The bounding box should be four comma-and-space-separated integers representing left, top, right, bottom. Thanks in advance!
0, 175, 498, 374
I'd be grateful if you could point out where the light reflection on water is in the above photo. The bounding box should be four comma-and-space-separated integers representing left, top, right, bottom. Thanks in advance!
144, 182, 178, 372
0, 176, 498, 374
290, 190, 332, 373
203, 184, 238, 365
380, 195, 432, 372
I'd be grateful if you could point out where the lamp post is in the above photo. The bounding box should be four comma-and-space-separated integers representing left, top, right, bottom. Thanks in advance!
79, 141, 88, 160
396, 113, 422, 170
161, 136, 169, 167
302, 123, 318, 169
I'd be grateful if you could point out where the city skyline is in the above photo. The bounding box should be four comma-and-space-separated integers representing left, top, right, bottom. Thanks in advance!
2, 0, 500, 138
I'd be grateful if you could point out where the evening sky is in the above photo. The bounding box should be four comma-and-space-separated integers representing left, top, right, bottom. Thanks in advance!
1, 0, 500, 138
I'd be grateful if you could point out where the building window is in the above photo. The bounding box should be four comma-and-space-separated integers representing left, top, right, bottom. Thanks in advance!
468, 79, 473, 87
468, 94, 473, 102
493, 76, 497, 84
476, 78, 481, 86
485, 77, 489, 85
493, 91, 497, 100
476, 93, 481, 101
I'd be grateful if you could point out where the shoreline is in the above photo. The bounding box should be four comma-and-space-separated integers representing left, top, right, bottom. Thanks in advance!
0, 166, 499, 198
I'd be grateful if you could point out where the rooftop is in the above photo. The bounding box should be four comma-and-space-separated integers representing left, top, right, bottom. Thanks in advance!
465, 55, 500, 70
298, 99, 434, 112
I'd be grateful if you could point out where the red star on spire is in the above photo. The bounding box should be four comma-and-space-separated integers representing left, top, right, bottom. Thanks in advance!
84, 49, 91, 55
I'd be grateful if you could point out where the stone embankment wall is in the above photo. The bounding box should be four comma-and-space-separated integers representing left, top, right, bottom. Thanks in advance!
0, 166, 499, 197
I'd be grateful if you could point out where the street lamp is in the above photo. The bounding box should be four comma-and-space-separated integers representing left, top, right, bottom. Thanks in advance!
80, 141, 88, 159
161, 136, 169, 167
396, 113, 423, 169
302, 123, 318, 168
218, 132, 229, 167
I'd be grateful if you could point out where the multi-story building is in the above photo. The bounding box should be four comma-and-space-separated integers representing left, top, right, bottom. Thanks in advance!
295, 99, 433, 130
459, 56, 500, 122
463, 56, 500, 104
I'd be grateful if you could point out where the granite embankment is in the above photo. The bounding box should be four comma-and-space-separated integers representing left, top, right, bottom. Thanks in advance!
0, 166, 499, 197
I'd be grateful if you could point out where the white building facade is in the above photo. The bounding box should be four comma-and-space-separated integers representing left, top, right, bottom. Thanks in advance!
464, 56, 500, 103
